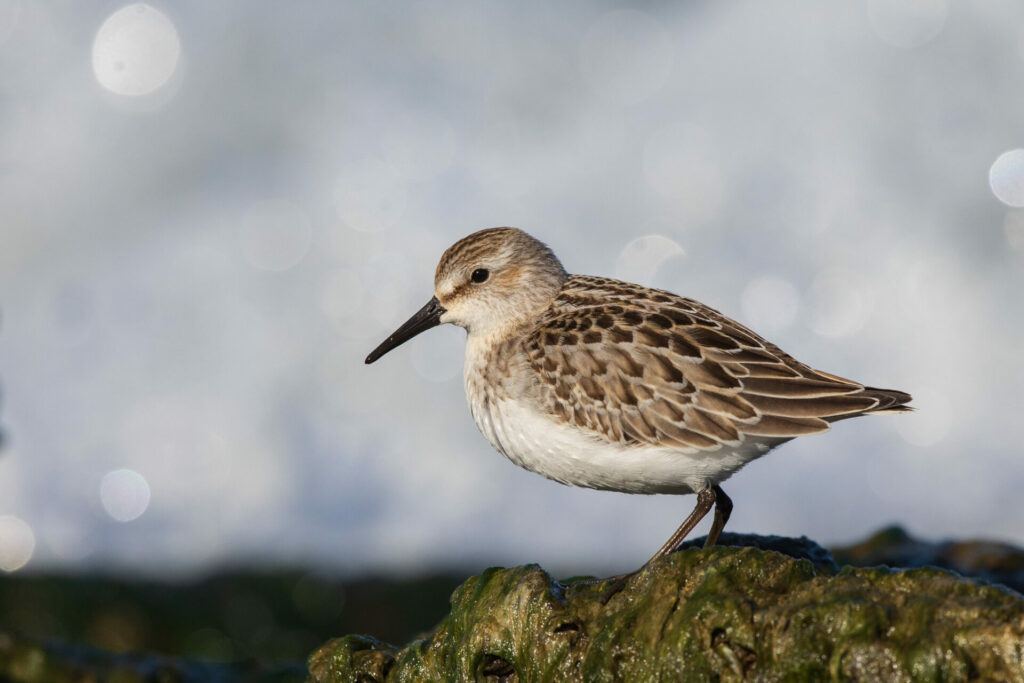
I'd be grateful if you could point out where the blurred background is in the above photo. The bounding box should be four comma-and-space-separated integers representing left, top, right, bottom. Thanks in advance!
1, 0, 1024, 667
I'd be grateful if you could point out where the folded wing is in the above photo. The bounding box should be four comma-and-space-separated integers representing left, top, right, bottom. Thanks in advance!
523, 275, 912, 452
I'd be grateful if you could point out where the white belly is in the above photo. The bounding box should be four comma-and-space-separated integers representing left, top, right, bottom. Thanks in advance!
468, 393, 777, 495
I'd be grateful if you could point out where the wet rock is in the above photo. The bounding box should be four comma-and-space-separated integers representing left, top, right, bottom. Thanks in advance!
678, 531, 839, 571
833, 525, 1024, 594
309, 533, 1024, 682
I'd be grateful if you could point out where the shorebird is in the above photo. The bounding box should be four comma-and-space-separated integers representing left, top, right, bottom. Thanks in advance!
365, 227, 911, 578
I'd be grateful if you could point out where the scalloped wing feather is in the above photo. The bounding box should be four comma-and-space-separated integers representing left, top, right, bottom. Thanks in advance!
524, 275, 911, 450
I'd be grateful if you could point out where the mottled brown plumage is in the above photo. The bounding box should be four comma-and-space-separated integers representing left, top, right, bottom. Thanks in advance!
522, 274, 910, 452
366, 227, 912, 579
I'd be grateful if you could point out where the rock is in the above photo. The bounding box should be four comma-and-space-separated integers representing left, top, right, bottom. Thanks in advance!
0, 630, 306, 683
833, 525, 1024, 594
308, 534, 1024, 682
678, 531, 840, 571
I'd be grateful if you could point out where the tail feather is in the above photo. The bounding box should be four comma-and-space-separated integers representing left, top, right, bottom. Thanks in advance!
860, 386, 913, 414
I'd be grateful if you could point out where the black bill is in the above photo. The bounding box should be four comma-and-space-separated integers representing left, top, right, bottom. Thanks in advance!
365, 296, 446, 364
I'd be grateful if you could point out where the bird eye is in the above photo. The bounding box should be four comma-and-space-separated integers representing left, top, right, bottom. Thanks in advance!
471, 269, 490, 283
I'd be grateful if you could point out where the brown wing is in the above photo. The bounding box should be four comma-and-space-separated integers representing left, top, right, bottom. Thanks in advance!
523, 275, 911, 451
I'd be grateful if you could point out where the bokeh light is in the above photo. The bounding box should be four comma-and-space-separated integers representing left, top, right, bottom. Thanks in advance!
740, 276, 800, 336
614, 234, 685, 285
895, 385, 952, 447
100, 469, 151, 522
118, 397, 290, 536
867, 0, 947, 49
92, 4, 181, 97
579, 10, 673, 105
239, 199, 312, 272
989, 150, 1024, 207
1, 0, 1022, 584
0, 515, 35, 572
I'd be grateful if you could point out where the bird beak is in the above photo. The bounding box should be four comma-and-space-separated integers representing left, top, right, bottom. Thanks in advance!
365, 296, 446, 364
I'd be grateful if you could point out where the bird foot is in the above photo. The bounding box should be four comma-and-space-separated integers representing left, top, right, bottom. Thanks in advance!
598, 571, 638, 604
564, 571, 640, 604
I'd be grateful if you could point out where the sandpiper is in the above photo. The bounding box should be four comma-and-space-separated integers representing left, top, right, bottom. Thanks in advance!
365, 227, 911, 573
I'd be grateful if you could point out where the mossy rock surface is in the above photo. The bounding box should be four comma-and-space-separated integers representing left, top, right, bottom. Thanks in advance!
308, 534, 1024, 682
833, 525, 1024, 594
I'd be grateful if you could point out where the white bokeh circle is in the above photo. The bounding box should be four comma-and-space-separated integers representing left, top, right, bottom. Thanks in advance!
100, 468, 152, 522
989, 150, 1024, 207
0, 515, 35, 572
614, 234, 685, 285
92, 4, 181, 97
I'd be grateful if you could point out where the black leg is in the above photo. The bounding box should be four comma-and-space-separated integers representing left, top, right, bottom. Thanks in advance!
647, 486, 717, 563
704, 485, 732, 547
599, 486, 722, 605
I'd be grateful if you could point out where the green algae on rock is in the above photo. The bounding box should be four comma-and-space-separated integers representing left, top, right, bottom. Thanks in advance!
833, 525, 1024, 594
308, 536, 1024, 682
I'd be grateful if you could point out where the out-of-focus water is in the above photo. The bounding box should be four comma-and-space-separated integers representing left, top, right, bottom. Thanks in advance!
1, 0, 1022, 578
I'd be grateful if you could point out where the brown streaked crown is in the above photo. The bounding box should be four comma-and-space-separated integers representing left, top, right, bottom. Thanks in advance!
433, 227, 568, 336
435, 227, 565, 292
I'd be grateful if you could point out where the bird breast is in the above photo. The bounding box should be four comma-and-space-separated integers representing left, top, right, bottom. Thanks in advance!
461, 336, 756, 495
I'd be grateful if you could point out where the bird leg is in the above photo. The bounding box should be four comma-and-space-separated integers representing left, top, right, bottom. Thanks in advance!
647, 485, 717, 562
600, 486, 724, 604
704, 485, 732, 548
